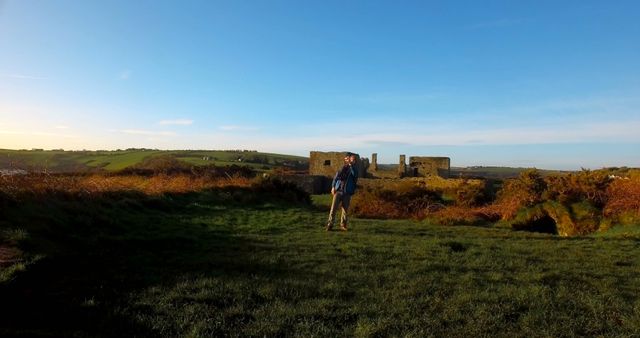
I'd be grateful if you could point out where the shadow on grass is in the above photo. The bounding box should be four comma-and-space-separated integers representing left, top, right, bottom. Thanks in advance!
0, 188, 310, 337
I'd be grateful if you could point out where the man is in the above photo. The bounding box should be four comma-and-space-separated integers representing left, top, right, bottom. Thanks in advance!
326, 152, 358, 231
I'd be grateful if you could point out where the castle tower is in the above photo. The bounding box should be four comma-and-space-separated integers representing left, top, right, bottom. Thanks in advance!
398, 154, 406, 177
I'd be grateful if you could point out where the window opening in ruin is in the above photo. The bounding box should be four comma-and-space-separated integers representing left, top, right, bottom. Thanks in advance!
323, 160, 331, 166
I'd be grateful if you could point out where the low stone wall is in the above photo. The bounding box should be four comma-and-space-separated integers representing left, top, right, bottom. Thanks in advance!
275, 175, 332, 195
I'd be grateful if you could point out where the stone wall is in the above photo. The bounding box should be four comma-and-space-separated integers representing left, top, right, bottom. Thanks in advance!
408, 156, 451, 178
308, 151, 367, 178
275, 174, 332, 195
398, 155, 407, 177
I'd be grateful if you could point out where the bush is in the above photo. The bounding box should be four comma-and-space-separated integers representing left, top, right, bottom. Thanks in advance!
350, 186, 443, 220
454, 181, 486, 207
430, 206, 487, 226
119, 155, 255, 178
604, 176, 640, 223
0, 173, 254, 203
491, 169, 617, 235
544, 169, 611, 207
493, 169, 546, 219
120, 155, 192, 175
250, 177, 311, 205
508, 201, 604, 236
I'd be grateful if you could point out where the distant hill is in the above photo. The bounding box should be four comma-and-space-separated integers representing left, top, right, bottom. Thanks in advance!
3, 149, 632, 178
0, 149, 308, 173
376, 164, 570, 179
450, 166, 570, 179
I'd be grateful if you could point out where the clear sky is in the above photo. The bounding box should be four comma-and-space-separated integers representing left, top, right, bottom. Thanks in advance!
1, 0, 639, 169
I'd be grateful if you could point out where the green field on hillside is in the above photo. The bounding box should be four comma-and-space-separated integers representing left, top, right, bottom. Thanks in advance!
0, 149, 308, 172
1, 189, 639, 337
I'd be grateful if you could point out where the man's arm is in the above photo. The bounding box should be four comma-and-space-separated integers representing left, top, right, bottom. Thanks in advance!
331, 171, 339, 194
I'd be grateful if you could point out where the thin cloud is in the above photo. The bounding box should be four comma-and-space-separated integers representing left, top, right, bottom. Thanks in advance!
0, 129, 78, 138
363, 140, 411, 146
158, 119, 194, 126
118, 129, 176, 136
219, 125, 259, 131
54, 125, 70, 130
2, 74, 48, 80
226, 119, 640, 153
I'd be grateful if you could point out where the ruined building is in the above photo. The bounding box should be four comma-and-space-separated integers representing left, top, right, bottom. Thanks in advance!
407, 156, 450, 178
309, 151, 449, 179
398, 155, 407, 177
308, 151, 368, 178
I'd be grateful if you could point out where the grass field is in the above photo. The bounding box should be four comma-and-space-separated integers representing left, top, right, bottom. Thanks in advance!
1, 188, 639, 337
1, 149, 578, 179
0, 149, 308, 172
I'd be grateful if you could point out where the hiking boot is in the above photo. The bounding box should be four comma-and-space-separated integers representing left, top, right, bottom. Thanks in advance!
339, 225, 348, 231
325, 224, 333, 231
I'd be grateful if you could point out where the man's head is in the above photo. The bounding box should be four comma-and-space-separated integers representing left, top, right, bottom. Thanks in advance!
344, 152, 357, 165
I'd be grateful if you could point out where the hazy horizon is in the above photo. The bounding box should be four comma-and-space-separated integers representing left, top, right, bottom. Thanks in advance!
1, 1, 639, 170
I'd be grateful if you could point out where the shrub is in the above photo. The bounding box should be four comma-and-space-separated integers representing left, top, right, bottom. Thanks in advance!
119, 155, 255, 178
569, 201, 600, 235
250, 177, 311, 205
454, 181, 486, 207
120, 155, 192, 175
350, 186, 443, 220
430, 206, 487, 226
493, 169, 546, 219
510, 202, 575, 236
0, 172, 254, 203
544, 169, 611, 207
604, 176, 640, 223
508, 201, 603, 236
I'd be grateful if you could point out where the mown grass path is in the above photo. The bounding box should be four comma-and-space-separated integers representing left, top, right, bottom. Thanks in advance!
1, 191, 639, 337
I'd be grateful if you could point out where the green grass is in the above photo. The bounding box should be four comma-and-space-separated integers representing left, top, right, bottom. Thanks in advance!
311, 194, 334, 208
1, 190, 639, 337
77, 150, 165, 170
450, 166, 569, 179
0, 149, 308, 172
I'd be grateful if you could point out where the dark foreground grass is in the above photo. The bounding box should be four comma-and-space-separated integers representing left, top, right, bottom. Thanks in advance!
1, 191, 639, 337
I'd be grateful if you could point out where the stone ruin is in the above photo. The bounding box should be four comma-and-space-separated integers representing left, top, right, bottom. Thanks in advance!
309, 151, 450, 179
278, 151, 451, 195
308, 151, 368, 178
407, 156, 450, 178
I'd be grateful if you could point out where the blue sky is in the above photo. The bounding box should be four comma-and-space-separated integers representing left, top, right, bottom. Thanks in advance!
1, 0, 639, 169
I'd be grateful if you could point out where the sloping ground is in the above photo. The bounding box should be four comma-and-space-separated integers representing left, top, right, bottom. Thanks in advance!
1, 190, 639, 336
0, 149, 309, 173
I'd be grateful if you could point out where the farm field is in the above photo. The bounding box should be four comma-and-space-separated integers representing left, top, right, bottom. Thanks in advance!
1, 188, 639, 337
0, 149, 580, 179
0, 149, 308, 172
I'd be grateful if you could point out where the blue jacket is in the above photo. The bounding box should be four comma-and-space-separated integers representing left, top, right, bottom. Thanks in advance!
332, 165, 358, 195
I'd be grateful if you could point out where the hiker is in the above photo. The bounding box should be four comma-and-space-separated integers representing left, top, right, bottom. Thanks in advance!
326, 152, 358, 231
